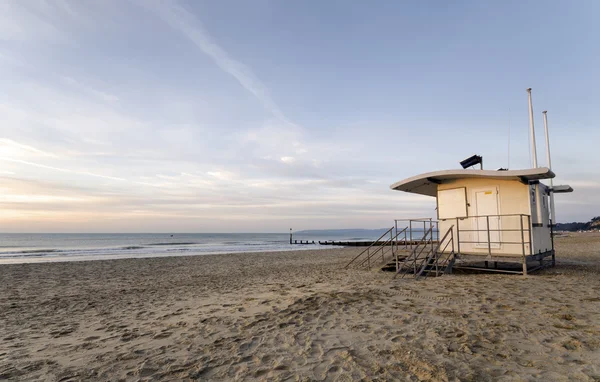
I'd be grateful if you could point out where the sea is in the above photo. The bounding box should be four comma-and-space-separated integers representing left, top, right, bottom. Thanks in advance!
0, 231, 391, 264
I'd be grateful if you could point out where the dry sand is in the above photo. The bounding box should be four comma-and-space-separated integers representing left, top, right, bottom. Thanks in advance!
1, 233, 599, 381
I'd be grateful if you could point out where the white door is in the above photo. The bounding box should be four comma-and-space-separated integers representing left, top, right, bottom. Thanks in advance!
474, 188, 501, 249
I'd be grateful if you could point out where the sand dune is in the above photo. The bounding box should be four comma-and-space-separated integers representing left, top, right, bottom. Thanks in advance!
1, 233, 599, 381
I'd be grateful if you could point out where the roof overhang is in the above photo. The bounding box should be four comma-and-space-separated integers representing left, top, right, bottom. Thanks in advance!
390, 167, 555, 197
552, 185, 573, 193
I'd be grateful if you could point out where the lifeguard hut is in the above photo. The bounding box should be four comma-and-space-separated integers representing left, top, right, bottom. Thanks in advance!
345, 89, 573, 277
389, 166, 572, 275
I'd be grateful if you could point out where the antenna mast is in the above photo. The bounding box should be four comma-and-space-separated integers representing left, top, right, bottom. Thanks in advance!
526, 88, 538, 167
507, 110, 511, 169
543, 111, 556, 225
527, 88, 543, 227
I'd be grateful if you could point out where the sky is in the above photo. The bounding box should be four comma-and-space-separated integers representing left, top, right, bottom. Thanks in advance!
0, 0, 598, 233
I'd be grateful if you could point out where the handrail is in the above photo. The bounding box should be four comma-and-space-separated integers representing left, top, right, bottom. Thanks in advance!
393, 219, 440, 254
357, 228, 407, 268
394, 227, 408, 262
450, 214, 533, 260
423, 239, 455, 279
394, 227, 433, 278
432, 225, 454, 255
439, 213, 530, 220
395, 226, 409, 238
415, 225, 454, 278
436, 237, 455, 270
344, 227, 393, 269
410, 234, 435, 277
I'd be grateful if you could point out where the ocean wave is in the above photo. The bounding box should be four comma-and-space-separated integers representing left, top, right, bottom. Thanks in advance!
145, 242, 198, 246
12, 249, 60, 254
0, 245, 148, 258
0, 250, 63, 259
0, 242, 328, 263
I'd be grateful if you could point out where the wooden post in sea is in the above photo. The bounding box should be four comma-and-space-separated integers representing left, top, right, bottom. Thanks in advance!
289, 228, 292, 244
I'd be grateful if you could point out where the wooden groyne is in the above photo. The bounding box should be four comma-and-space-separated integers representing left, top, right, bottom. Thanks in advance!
288, 229, 436, 247
291, 240, 316, 245
312, 240, 433, 247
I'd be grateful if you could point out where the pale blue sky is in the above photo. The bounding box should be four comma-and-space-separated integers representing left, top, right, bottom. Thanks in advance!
0, 0, 598, 232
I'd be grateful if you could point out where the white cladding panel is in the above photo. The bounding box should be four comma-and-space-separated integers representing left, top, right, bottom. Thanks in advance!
437, 188, 467, 219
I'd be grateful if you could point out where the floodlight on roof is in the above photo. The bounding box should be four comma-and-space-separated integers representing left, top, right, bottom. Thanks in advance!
460, 154, 483, 169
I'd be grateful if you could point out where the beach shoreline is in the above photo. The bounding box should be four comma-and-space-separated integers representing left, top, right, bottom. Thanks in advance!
0, 232, 329, 265
0, 245, 327, 265
1, 233, 599, 380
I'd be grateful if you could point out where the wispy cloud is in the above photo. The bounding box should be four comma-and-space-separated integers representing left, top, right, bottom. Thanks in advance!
0, 138, 59, 158
140, 0, 296, 127
0, 157, 126, 182
62, 76, 119, 103
0, 1, 69, 43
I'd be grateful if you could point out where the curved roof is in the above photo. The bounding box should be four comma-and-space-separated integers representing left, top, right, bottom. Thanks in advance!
390, 167, 555, 197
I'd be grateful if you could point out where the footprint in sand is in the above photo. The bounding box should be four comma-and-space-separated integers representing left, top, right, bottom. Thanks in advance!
153, 331, 173, 339
253, 368, 270, 377
49, 327, 76, 338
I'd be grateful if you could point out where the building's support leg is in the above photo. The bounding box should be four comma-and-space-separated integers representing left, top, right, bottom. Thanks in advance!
494, 261, 498, 269
522, 260, 528, 276
550, 220, 556, 267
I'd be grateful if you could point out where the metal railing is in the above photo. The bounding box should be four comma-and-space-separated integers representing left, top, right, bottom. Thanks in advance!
416, 226, 455, 279
440, 214, 533, 258
391, 213, 535, 278
394, 218, 438, 251
394, 226, 435, 278
345, 227, 409, 270
345, 214, 534, 276
394, 225, 455, 279
357, 228, 408, 269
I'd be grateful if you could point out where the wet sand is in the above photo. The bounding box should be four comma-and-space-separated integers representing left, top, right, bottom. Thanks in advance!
1, 233, 599, 381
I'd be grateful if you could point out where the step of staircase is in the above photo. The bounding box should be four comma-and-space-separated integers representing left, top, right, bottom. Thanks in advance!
380, 257, 409, 272
420, 268, 445, 277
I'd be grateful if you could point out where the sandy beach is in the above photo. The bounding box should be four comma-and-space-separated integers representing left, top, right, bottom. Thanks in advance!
1, 233, 599, 381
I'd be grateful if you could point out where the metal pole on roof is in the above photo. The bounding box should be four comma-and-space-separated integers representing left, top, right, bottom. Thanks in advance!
543, 111, 556, 225
526, 88, 539, 168
527, 88, 543, 227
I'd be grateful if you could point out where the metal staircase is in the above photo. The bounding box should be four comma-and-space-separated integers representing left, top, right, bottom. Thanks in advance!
343, 219, 457, 279
395, 225, 456, 280
344, 227, 408, 270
